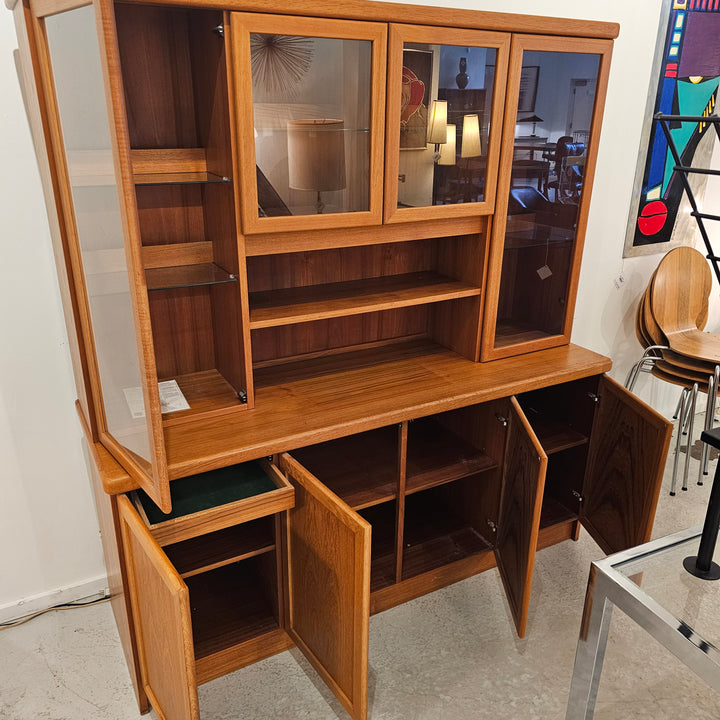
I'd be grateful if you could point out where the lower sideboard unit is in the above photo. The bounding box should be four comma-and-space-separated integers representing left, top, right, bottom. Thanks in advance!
87, 365, 672, 720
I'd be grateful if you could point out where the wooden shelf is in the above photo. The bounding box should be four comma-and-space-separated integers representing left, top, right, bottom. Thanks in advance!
165, 519, 275, 578
188, 561, 278, 660
289, 428, 399, 510
494, 323, 555, 348
248, 272, 481, 329
540, 495, 577, 530
406, 418, 498, 495
162, 370, 245, 427
135, 171, 230, 185
523, 412, 588, 454
146, 263, 238, 291
402, 492, 492, 581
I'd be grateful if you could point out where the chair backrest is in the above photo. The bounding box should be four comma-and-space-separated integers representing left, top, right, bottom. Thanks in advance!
650, 247, 712, 335
508, 186, 550, 214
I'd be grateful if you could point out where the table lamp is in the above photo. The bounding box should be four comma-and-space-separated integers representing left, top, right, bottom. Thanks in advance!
518, 114, 543, 137
461, 114, 482, 158
287, 119, 346, 213
427, 100, 448, 161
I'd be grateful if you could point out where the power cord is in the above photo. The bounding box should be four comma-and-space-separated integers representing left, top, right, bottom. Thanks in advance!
0, 594, 111, 632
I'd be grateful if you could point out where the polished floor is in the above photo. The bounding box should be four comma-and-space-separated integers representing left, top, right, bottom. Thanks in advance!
2, 435, 719, 719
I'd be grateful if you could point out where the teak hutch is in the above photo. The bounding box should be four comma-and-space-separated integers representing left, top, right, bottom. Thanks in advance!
8, 0, 672, 717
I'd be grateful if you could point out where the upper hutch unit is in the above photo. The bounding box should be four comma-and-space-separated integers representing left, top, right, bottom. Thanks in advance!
9, 0, 672, 718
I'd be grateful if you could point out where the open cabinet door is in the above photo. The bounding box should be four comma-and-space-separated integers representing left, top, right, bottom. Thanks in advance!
495, 397, 548, 638
38, 2, 171, 511
118, 496, 199, 720
581, 375, 672, 555
279, 453, 371, 720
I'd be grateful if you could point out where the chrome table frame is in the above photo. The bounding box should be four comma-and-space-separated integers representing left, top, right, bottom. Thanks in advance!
566, 525, 720, 719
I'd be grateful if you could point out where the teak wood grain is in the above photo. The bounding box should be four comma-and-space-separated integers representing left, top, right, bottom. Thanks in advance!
281, 453, 370, 720
109, 0, 619, 40
118, 495, 200, 720
494, 396, 547, 638
248, 272, 481, 329
162, 342, 610, 480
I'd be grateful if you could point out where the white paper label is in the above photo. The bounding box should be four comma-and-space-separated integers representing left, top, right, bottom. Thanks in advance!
536, 264, 553, 280
123, 380, 190, 419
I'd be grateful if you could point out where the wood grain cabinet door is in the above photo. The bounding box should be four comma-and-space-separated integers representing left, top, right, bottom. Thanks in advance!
118, 495, 199, 720
580, 375, 673, 555
494, 397, 548, 638
279, 453, 371, 720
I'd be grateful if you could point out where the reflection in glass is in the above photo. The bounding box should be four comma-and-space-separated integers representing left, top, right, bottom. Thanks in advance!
251, 35, 371, 217
46, 7, 151, 460
495, 51, 600, 349
397, 43, 497, 208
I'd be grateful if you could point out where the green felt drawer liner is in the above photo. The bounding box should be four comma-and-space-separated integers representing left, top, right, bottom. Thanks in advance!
136, 461, 278, 524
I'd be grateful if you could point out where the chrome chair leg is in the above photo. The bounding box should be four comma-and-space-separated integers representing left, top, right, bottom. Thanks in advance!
699, 366, 720, 483
671, 387, 690, 496
682, 383, 699, 492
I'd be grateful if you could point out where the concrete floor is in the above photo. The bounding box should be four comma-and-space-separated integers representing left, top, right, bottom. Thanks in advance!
2, 433, 719, 719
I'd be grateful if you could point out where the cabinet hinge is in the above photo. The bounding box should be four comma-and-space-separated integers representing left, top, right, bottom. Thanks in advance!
572, 490, 583, 502
587, 392, 600, 405
237, 389, 248, 403
495, 413, 508, 427
487, 519, 497, 532
213, 24, 224, 37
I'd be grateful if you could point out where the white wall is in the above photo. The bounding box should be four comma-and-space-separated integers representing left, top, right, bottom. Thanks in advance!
0, 10, 105, 621
0, 0, 710, 615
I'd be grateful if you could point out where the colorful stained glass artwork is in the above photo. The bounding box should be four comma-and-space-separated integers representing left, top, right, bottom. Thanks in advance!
627, 1, 720, 252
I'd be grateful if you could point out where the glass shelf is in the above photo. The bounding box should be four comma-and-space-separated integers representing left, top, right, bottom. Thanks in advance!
145, 263, 238, 291
134, 171, 231, 186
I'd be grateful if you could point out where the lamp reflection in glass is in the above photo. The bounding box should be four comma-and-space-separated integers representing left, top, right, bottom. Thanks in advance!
517, 114, 543, 137
287, 119, 346, 214
427, 99, 448, 161
461, 114, 482, 158
438, 124, 456, 165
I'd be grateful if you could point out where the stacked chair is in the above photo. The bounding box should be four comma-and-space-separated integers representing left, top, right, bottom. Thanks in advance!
626, 246, 719, 494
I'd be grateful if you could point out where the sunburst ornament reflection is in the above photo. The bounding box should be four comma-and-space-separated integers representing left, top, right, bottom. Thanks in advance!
250, 34, 314, 96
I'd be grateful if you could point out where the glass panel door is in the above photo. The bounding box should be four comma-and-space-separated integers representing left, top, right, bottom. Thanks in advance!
232, 14, 386, 233
384, 25, 510, 223
482, 36, 612, 361
44, 5, 170, 510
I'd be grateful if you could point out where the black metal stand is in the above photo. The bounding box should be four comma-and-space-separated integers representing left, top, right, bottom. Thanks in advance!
684, 426, 720, 580
655, 113, 720, 286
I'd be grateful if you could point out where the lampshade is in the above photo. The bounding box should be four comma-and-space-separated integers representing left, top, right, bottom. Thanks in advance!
287, 119, 346, 192
461, 114, 482, 158
438, 124, 456, 165
427, 100, 448, 145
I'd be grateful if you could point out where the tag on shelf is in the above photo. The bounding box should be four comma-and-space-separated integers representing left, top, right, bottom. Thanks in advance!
123, 380, 190, 418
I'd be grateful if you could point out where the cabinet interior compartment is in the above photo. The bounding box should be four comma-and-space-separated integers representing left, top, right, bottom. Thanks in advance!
115, 4, 251, 420
186, 552, 281, 661
401, 477, 495, 581
495, 219, 576, 348
164, 515, 276, 578
517, 377, 598, 529
248, 234, 485, 366
289, 426, 399, 510
358, 501, 399, 592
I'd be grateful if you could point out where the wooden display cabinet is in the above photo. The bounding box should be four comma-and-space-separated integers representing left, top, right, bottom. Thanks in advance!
8, 0, 673, 718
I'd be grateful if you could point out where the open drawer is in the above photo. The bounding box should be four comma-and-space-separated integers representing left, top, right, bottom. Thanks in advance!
130, 458, 293, 545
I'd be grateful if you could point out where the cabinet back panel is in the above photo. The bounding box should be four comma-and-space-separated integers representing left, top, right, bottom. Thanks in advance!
429, 295, 481, 360
246, 240, 436, 293
251, 307, 428, 364
149, 287, 216, 377
115, 5, 200, 148
136, 186, 206, 246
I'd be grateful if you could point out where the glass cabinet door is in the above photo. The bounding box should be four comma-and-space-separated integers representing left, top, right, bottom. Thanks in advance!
231, 14, 386, 233
384, 25, 510, 223
43, 5, 171, 510
481, 36, 612, 361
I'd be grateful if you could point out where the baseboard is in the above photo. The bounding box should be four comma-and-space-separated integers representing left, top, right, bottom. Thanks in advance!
0, 574, 109, 625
